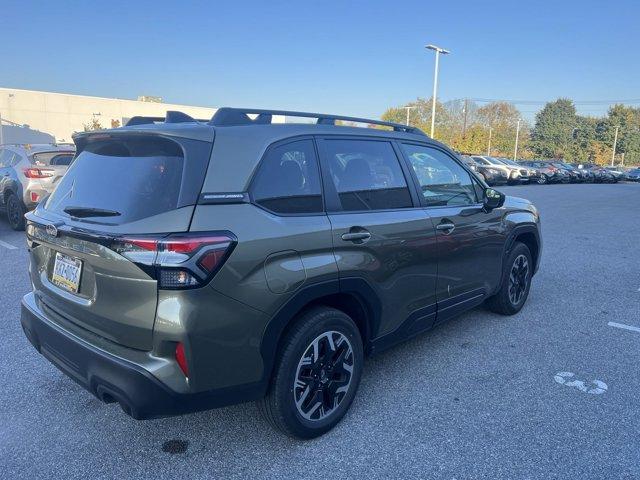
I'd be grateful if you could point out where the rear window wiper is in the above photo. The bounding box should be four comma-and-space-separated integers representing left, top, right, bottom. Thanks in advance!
63, 206, 122, 218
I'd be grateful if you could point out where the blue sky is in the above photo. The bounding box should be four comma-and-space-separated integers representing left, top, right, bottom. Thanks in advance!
1, 0, 639, 121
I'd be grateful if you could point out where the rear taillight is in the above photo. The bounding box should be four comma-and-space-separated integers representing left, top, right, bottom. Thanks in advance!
30, 192, 40, 202
175, 342, 189, 377
23, 168, 54, 178
112, 232, 236, 289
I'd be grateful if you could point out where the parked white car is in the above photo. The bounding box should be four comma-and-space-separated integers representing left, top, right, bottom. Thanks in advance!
472, 156, 529, 184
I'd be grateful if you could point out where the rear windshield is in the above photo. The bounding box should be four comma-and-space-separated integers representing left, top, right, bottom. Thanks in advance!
45, 136, 184, 224
32, 151, 76, 166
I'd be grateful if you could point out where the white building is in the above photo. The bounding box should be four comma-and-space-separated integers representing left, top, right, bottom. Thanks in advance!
0, 87, 219, 144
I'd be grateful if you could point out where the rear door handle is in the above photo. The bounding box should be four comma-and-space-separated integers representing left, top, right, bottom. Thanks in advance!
436, 222, 455, 234
341, 231, 371, 242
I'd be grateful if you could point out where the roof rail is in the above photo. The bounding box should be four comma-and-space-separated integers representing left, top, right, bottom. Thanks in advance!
125, 111, 210, 127
209, 107, 427, 135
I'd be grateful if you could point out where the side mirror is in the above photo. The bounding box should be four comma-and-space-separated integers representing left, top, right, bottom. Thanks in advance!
483, 188, 505, 211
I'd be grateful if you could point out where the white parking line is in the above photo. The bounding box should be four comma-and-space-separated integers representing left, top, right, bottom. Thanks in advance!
0, 239, 18, 250
608, 321, 640, 334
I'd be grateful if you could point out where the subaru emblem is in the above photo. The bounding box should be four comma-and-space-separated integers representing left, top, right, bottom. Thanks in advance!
46, 224, 58, 237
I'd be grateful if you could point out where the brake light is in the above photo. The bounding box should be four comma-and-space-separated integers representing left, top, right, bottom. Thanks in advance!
23, 167, 54, 178
112, 232, 236, 289
175, 342, 189, 377
30, 192, 40, 202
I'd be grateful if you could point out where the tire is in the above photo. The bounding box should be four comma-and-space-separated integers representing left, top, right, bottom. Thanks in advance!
259, 306, 364, 439
6, 193, 26, 231
486, 242, 533, 315
536, 175, 547, 185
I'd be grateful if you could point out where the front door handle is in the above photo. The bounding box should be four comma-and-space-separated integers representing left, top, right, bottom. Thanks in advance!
341, 231, 371, 242
436, 222, 456, 234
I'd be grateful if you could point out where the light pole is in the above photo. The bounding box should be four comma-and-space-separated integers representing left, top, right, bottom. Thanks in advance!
513, 119, 521, 160
425, 44, 450, 138
487, 126, 492, 156
611, 125, 619, 166
404, 106, 415, 126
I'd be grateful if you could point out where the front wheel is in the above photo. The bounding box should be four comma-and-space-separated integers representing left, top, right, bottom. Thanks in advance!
258, 306, 364, 439
536, 175, 547, 185
486, 242, 533, 315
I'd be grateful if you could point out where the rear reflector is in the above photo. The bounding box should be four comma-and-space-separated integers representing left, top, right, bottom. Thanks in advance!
30, 192, 40, 202
175, 342, 189, 377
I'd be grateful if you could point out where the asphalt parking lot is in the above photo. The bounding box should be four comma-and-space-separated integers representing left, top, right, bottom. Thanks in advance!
1, 183, 639, 479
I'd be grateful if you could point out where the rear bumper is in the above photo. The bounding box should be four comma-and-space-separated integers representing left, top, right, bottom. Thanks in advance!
20, 292, 263, 419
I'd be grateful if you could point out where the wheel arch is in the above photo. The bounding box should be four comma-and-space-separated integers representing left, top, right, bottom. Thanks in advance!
259, 278, 381, 386
504, 224, 541, 275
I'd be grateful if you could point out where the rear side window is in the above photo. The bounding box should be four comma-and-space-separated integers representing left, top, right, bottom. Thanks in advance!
251, 139, 322, 214
322, 139, 412, 211
45, 136, 185, 223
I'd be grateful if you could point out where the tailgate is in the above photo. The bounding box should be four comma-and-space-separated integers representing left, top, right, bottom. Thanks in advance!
27, 220, 162, 350
25, 130, 213, 350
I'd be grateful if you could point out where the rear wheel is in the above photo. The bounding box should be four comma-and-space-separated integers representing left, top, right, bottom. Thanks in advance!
259, 306, 363, 439
486, 242, 533, 315
6, 193, 26, 231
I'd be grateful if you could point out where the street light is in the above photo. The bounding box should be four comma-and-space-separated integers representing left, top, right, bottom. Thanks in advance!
404, 105, 415, 126
425, 44, 450, 138
513, 119, 521, 160
487, 126, 492, 156
611, 125, 619, 166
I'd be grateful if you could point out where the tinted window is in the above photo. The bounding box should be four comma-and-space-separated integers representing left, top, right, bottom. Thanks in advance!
322, 139, 412, 211
251, 139, 322, 214
401, 144, 478, 207
32, 151, 75, 166
50, 154, 74, 166
45, 137, 184, 223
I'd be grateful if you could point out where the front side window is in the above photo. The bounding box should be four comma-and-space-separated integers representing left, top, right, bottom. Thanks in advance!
251, 139, 322, 214
322, 139, 412, 211
401, 144, 478, 207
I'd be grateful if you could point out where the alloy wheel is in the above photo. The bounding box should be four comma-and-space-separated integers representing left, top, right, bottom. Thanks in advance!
508, 254, 529, 306
293, 331, 354, 422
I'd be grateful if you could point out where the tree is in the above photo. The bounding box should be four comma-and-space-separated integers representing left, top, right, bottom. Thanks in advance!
530, 99, 577, 159
596, 104, 640, 164
83, 117, 103, 131
476, 102, 529, 158
381, 97, 451, 139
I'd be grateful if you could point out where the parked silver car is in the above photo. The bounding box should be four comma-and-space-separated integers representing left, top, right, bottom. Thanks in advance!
472, 156, 529, 184
0, 144, 75, 230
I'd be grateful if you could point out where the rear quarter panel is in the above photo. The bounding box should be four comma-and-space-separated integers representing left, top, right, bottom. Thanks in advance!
191, 203, 338, 314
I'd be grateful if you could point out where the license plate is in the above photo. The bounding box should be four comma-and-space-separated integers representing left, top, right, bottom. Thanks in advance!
52, 252, 83, 293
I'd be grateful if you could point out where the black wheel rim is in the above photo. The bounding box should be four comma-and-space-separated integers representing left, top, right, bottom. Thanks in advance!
7, 198, 21, 227
294, 331, 354, 422
508, 254, 529, 306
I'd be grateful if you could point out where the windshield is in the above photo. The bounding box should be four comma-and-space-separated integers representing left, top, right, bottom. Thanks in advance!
501, 159, 519, 166
485, 157, 505, 166
472, 157, 490, 165
45, 136, 184, 224
31, 151, 76, 166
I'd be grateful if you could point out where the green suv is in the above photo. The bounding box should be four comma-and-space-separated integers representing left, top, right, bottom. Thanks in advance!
20, 108, 541, 438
